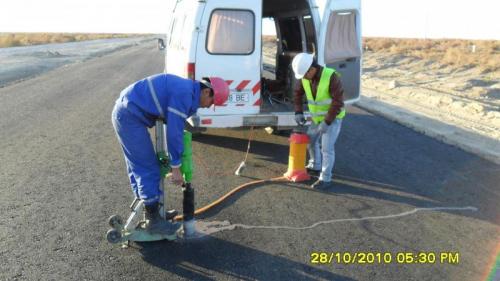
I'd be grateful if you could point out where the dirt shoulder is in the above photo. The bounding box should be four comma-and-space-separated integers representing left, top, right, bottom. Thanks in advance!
0, 32, 144, 48
360, 38, 499, 163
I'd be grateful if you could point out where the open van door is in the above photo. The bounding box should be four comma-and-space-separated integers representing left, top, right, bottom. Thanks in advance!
317, 0, 362, 103
195, 0, 262, 117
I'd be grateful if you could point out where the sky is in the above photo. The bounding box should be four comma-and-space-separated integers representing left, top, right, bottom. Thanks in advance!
1, 0, 499, 40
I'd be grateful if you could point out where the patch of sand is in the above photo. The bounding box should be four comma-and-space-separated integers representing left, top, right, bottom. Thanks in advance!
360, 51, 499, 163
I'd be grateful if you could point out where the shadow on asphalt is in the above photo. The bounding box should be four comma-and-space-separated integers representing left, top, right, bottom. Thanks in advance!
136, 238, 355, 281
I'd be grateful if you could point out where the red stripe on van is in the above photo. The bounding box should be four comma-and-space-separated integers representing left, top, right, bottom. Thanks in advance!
252, 82, 261, 95
201, 119, 212, 125
253, 99, 262, 106
236, 80, 250, 91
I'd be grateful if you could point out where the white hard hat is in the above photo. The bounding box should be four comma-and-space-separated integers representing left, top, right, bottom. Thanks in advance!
291, 53, 314, 79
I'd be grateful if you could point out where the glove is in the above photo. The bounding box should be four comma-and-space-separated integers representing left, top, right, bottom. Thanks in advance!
295, 113, 306, 126
317, 121, 330, 134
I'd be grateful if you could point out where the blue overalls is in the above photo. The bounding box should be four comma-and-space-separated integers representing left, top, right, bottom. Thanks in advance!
111, 74, 201, 206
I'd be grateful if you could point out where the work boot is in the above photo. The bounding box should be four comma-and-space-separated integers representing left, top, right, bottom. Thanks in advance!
144, 203, 180, 235
311, 180, 332, 190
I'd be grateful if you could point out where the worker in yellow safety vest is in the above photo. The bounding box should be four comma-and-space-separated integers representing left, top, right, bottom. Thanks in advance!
292, 53, 345, 189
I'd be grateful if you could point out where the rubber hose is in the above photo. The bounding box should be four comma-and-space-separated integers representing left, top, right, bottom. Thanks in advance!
174, 176, 287, 221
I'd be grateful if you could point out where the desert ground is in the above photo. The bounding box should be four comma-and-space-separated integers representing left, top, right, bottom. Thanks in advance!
361, 38, 499, 139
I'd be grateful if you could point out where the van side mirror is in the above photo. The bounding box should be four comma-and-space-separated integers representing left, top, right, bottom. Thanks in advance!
157, 38, 165, 50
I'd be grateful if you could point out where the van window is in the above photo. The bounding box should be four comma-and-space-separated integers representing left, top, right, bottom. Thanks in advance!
206, 9, 255, 54
324, 11, 361, 63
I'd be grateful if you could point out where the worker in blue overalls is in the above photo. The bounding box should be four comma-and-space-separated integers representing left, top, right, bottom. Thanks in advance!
111, 74, 229, 235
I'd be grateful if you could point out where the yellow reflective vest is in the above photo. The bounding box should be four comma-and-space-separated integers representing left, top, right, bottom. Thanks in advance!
302, 67, 346, 124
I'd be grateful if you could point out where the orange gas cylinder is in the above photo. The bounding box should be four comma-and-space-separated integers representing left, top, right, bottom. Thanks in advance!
284, 133, 310, 182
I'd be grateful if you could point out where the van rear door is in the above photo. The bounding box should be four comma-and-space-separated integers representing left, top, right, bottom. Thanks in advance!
317, 0, 362, 103
195, 0, 262, 116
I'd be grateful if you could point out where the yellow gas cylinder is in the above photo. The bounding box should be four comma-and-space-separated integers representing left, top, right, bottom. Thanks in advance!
284, 133, 310, 182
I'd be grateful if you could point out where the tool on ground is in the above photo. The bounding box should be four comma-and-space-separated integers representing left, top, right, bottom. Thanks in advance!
106, 120, 195, 245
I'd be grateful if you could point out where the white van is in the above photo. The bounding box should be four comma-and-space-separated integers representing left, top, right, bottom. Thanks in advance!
163, 0, 362, 129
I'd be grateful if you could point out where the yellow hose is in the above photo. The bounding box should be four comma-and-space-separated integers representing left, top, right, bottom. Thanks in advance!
174, 176, 287, 221
174, 127, 288, 221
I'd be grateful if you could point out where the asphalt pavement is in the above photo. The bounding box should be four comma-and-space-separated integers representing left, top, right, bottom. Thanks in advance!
0, 40, 498, 281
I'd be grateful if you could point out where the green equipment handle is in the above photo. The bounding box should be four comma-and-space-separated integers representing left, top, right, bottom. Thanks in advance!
157, 130, 193, 181
180, 131, 193, 183
156, 126, 195, 222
